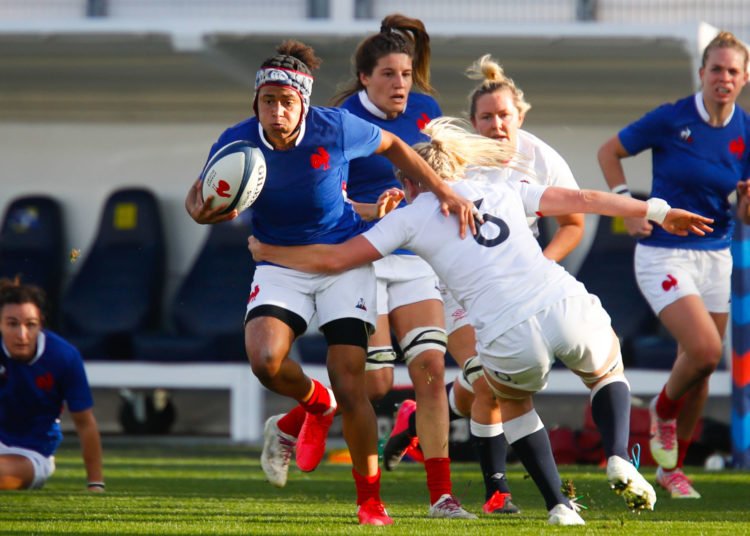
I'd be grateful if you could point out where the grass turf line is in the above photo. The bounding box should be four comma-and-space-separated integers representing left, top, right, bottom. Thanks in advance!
0, 443, 748, 535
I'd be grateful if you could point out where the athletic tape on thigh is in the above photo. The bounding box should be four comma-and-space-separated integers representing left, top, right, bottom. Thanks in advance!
365, 346, 397, 371
484, 368, 533, 400
579, 347, 626, 390
399, 326, 447, 365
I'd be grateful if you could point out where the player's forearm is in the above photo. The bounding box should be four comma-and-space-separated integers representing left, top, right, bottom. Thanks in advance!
78, 423, 104, 483
381, 136, 452, 199
597, 136, 630, 191
540, 188, 650, 219
258, 243, 343, 274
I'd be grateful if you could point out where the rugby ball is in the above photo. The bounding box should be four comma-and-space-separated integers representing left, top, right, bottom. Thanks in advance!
200, 140, 267, 214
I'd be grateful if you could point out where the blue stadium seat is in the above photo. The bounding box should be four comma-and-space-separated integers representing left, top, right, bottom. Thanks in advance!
575, 208, 660, 367
292, 333, 328, 365
133, 210, 255, 362
60, 188, 166, 360
0, 195, 64, 327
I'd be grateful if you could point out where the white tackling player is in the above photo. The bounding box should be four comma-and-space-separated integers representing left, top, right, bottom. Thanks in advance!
249, 118, 715, 525
385, 59, 585, 518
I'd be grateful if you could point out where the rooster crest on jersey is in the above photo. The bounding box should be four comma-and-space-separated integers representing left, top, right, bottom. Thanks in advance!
201, 140, 267, 215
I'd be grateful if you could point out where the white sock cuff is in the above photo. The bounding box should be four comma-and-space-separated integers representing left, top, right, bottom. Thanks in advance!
503, 409, 544, 444
470, 419, 504, 438
324, 387, 337, 414
590, 375, 630, 401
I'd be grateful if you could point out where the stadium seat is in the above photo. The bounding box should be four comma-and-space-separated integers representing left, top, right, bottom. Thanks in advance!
292, 333, 328, 365
0, 195, 65, 327
574, 206, 660, 367
133, 210, 255, 362
60, 188, 166, 360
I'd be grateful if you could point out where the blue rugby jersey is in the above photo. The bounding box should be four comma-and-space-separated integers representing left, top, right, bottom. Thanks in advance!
0, 331, 93, 457
207, 106, 382, 246
619, 93, 750, 249
342, 91, 441, 210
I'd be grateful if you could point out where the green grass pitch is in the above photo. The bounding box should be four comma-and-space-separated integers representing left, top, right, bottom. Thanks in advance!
1, 442, 748, 535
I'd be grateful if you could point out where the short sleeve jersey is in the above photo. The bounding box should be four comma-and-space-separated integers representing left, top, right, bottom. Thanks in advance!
0, 331, 93, 457
618, 93, 750, 249
207, 106, 382, 246
470, 129, 580, 235
363, 172, 587, 344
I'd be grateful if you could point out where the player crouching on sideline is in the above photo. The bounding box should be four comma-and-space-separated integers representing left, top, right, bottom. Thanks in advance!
0, 278, 105, 492
249, 118, 714, 525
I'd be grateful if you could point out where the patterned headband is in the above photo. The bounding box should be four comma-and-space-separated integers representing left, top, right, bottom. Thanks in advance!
254, 66, 314, 117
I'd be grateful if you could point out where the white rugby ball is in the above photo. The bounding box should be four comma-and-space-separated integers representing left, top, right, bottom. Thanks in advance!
200, 140, 267, 215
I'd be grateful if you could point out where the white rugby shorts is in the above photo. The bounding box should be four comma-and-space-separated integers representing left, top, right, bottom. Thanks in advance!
374, 254, 441, 315
634, 244, 731, 315
480, 294, 617, 393
439, 283, 471, 335
246, 264, 377, 330
0, 440, 55, 489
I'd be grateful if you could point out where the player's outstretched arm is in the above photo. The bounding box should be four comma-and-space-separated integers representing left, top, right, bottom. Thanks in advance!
185, 178, 237, 224
248, 235, 383, 274
70, 409, 105, 493
538, 187, 713, 236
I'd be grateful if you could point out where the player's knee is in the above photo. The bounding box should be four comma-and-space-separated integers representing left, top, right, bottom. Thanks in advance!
365, 370, 393, 401
327, 381, 361, 412
691, 339, 724, 375
408, 353, 446, 395
246, 346, 286, 383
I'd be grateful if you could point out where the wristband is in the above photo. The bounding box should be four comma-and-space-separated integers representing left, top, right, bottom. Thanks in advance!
611, 184, 632, 197
87, 481, 106, 489
645, 198, 671, 224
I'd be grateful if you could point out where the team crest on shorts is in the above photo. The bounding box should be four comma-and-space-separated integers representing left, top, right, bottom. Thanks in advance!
661, 274, 678, 291
248, 284, 260, 303
355, 298, 367, 311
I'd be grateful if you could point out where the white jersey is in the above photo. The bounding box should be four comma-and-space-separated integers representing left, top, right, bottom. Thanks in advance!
469, 129, 579, 234
363, 178, 587, 345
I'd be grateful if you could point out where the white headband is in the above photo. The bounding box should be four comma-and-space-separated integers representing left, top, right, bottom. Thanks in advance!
254, 66, 313, 118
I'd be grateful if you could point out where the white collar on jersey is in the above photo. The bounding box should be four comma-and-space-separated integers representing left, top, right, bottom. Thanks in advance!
1, 331, 46, 365
694, 92, 734, 127
257, 118, 307, 151
358, 89, 406, 120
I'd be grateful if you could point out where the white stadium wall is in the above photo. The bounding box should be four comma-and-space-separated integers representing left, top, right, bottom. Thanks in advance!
0, 121, 652, 287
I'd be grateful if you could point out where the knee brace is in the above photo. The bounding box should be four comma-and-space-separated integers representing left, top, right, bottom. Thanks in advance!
399, 326, 447, 366
456, 355, 483, 393
365, 346, 398, 371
